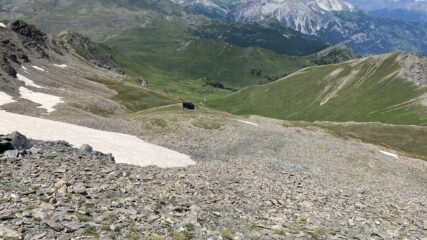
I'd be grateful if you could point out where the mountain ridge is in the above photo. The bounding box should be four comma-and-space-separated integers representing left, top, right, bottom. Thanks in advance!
209, 52, 427, 125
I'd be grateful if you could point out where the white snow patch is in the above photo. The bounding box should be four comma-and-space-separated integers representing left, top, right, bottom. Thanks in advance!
53, 64, 67, 69
32, 66, 45, 72
234, 119, 259, 127
380, 151, 399, 160
0, 23, 6, 28
19, 87, 62, 113
0, 111, 195, 168
21, 65, 28, 71
0, 92, 15, 106
17, 74, 44, 88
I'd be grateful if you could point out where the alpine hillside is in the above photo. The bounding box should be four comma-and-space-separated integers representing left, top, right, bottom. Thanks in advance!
209, 52, 427, 125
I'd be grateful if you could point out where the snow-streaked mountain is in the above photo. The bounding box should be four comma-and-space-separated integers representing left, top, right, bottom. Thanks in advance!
171, 0, 427, 55
174, 0, 356, 35
228, 0, 356, 35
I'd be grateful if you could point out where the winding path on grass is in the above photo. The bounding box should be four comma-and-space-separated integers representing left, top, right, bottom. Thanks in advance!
0, 111, 195, 168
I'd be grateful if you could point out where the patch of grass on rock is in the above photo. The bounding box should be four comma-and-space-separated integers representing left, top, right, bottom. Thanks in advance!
192, 119, 224, 130
84, 226, 98, 237
147, 233, 165, 240
221, 229, 235, 240
77, 213, 93, 222
170, 230, 191, 240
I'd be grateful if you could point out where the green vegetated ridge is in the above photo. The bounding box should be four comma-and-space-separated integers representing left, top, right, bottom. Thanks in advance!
103, 19, 316, 93
195, 21, 327, 56
209, 53, 427, 125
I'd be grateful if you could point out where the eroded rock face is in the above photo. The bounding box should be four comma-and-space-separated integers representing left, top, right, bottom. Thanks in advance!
399, 52, 427, 86
57, 31, 124, 74
0, 56, 17, 77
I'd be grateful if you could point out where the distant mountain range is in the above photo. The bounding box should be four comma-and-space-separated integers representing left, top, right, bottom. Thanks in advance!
172, 0, 427, 55
2, 0, 427, 55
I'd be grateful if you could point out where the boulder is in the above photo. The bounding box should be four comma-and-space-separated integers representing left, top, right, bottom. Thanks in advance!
78, 144, 93, 155
138, 79, 149, 88
5, 132, 32, 150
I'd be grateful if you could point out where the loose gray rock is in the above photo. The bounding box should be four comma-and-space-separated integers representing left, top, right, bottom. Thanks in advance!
42, 220, 64, 232
78, 144, 93, 155
29, 147, 41, 154
31, 208, 47, 221
72, 183, 87, 195
3, 149, 19, 159
0, 124, 426, 239
0, 224, 22, 239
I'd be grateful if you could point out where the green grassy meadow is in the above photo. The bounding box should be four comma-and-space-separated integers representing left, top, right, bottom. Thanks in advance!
208, 53, 427, 125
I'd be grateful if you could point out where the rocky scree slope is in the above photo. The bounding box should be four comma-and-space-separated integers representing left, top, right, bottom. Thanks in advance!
0, 20, 125, 117
0, 117, 426, 239
0, 0, 185, 40
308, 43, 362, 65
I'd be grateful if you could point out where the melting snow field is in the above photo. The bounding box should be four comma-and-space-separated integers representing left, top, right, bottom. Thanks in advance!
53, 64, 67, 69
0, 111, 195, 168
32, 66, 45, 72
19, 87, 63, 113
16, 74, 62, 112
17, 74, 44, 88
0, 92, 16, 106
380, 150, 399, 160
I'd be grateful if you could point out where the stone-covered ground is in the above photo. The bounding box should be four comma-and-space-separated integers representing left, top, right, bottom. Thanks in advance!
1, 121, 427, 239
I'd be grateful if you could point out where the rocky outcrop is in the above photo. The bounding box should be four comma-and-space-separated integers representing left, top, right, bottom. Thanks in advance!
0, 20, 124, 99
138, 78, 149, 88
0, 132, 32, 158
9, 20, 48, 47
2, 20, 49, 59
399, 52, 427, 86
0, 56, 17, 77
5, 132, 32, 150
309, 43, 362, 65
56, 31, 124, 74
